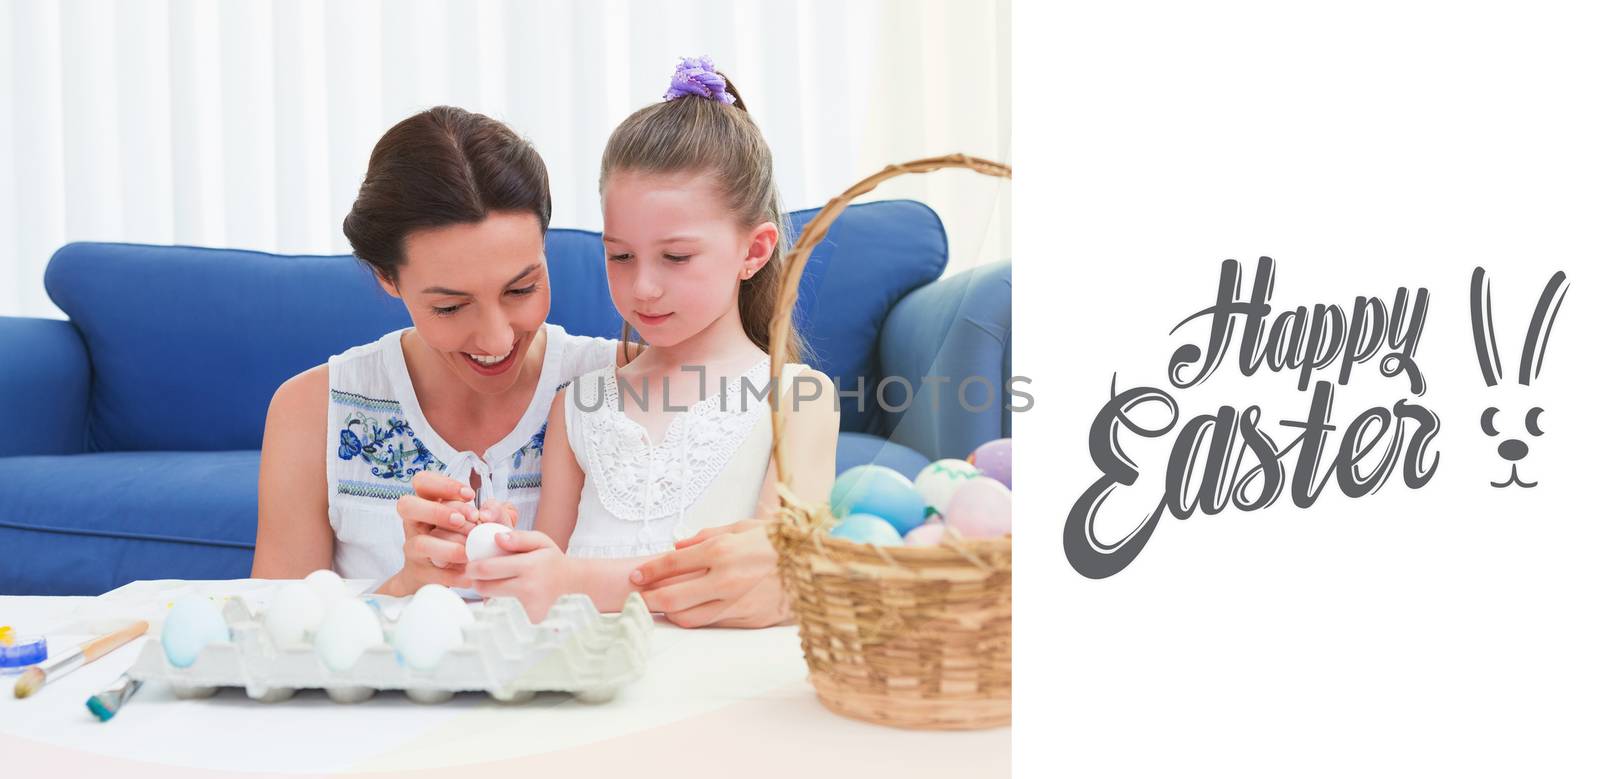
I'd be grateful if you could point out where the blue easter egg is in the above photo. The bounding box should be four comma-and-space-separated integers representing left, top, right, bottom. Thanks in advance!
829, 514, 906, 546
161, 594, 231, 668
829, 465, 925, 535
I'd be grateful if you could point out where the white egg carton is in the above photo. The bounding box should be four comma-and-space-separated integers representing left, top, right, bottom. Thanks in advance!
126, 592, 652, 705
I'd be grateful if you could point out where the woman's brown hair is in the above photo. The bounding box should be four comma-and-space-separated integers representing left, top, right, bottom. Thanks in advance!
344, 106, 552, 285
599, 73, 804, 363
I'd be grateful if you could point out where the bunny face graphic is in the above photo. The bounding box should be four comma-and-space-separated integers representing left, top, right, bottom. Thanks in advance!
1469, 267, 1569, 489
1481, 405, 1545, 488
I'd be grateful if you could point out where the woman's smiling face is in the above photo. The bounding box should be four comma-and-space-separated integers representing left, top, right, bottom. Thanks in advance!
378, 210, 552, 395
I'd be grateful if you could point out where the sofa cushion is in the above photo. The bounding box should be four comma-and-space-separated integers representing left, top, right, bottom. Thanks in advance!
786, 201, 948, 434
46, 244, 414, 453
0, 450, 260, 595
544, 230, 626, 338
879, 261, 1013, 461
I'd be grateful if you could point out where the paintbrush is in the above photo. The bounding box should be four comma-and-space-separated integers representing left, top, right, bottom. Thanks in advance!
86, 672, 144, 721
13, 621, 148, 699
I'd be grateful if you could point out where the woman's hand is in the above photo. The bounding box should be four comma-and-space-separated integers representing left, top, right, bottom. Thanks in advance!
467, 530, 572, 622
420, 498, 515, 556
378, 471, 482, 596
629, 519, 791, 629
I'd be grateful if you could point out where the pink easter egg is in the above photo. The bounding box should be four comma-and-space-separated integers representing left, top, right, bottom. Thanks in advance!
904, 522, 946, 546
943, 477, 1011, 539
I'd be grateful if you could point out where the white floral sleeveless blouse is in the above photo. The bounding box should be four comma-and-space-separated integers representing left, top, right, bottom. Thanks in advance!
562, 358, 810, 558
325, 324, 617, 580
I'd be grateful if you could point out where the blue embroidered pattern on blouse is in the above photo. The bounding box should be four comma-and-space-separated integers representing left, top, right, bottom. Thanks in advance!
509, 379, 571, 477
336, 480, 416, 500
512, 425, 544, 471
333, 394, 440, 481
330, 389, 403, 414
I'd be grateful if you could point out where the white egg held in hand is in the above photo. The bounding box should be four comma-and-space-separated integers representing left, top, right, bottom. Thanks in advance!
914, 459, 983, 519
393, 597, 467, 671
943, 477, 1012, 539
466, 522, 512, 561
411, 584, 474, 629
161, 594, 231, 668
263, 580, 326, 648
314, 599, 386, 672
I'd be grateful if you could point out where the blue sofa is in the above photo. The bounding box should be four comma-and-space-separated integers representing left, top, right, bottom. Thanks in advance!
0, 200, 1011, 596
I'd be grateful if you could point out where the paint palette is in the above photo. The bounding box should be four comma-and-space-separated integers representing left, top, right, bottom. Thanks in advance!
126, 592, 652, 704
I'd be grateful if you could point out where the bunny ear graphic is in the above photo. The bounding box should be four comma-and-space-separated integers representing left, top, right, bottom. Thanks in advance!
1518, 271, 1569, 385
1470, 267, 1504, 386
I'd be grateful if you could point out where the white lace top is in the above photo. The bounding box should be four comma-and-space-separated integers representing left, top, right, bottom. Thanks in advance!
325, 324, 618, 580
562, 358, 809, 558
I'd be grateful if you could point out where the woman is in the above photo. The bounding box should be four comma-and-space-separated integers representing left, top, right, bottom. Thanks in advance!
251, 106, 791, 628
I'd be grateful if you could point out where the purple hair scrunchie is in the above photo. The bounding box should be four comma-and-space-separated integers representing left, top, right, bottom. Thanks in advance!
663, 55, 736, 105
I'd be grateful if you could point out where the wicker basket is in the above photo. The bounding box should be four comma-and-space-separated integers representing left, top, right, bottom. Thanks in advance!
764, 154, 1012, 730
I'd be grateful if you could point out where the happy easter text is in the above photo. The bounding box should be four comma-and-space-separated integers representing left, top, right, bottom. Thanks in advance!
1063, 258, 1441, 579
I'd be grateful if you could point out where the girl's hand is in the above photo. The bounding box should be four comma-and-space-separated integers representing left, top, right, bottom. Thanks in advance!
380, 472, 480, 596
630, 519, 791, 629
467, 531, 572, 622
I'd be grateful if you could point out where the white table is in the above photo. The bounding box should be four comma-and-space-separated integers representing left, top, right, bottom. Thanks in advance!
1, 580, 1008, 777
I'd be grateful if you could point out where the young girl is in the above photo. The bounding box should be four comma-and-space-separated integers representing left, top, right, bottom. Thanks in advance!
465, 58, 839, 626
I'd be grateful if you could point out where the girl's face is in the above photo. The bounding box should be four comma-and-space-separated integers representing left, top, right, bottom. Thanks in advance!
379, 211, 552, 396
601, 170, 776, 350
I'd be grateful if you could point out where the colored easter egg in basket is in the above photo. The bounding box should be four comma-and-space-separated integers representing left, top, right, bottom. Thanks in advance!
161, 594, 231, 668
829, 465, 924, 535
314, 599, 386, 672
903, 521, 947, 547
914, 459, 983, 519
943, 477, 1012, 539
967, 438, 1012, 489
829, 514, 906, 546
263, 580, 327, 648
466, 522, 513, 561
393, 597, 466, 671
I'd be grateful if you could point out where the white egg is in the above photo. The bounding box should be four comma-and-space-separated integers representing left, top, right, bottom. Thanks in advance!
466, 522, 512, 561
314, 598, 386, 672
304, 569, 348, 609
263, 580, 326, 648
411, 584, 474, 629
914, 459, 983, 519
393, 597, 466, 671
